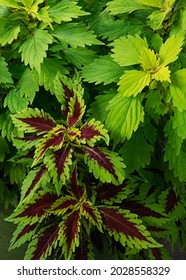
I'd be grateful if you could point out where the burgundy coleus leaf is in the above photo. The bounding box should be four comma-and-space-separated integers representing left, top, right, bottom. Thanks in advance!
74, 237, 90, 260
49, 196, 77, 215
69, 167, 84, 199
44, 145, 73, 194
12, 108, 56, 134
100, 207, 159, 249
25, 224, 60, 260
81, 201, 102, 231
67, 93, 85, 127
21, 165, 48, 201
61, 83, 74, 117
96, 181, 127, 203
33, 125, 65, 165
8, 192, 58, 224
165, 189, 179, 214
79, 119, 109, 146
79, 146, 125, 185
59, 210, 81, 259
9, 222, 38, 250
123, 201, 163, 218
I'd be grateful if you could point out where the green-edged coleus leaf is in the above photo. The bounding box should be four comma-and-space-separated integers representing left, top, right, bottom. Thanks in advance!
61, 82, 74, 117
81, 201, 102, 231
49, 195, 78, 216
59, 210, 81, 259
163, 189, 186, 220
74, 236, 94, 260
78, 146, 125, 185
11, 108, 56, 134
33, 125, 65, 165
13, 135, 43, 152
7, 192, 58, 224
20, 165, 49, 202
44, 145, 73, 194
25, 224, 60, 260
79, 118, 109, 146
100, 207, 161, 249
9, 222, 38, 250
67, 92, 85, 127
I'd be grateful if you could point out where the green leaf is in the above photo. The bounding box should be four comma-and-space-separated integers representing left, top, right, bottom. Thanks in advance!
171, 69, 186, 91
4, 89, 28, 113
136, 0, 162, 7
165, 119, 183, 156
119, 129, 154, 177
148, 10, 168, 31
0, 136, 9, 162
106, 95, 144, 143
164, 143, 186, 182
63, 47, 96, 68
172, 108, 186, 140
0, 0, 20, 8
145, 91, 168, 116
82, 56, 124, 85
18, 68, 39, 104
0, 56, 13, 84
139, 48, 160, 70
170, 84, 186, 112
48, 0, 88, 23
111, 35, 148, 67
118, 70, 151, 97
53, 23, 102, 48
106, 0, 147, 15
0, 24, 20, 46
19, 29, 53, 72
159, 34, 184, 66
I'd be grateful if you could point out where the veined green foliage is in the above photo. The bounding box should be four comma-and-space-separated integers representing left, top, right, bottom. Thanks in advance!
1, 0, 186, 261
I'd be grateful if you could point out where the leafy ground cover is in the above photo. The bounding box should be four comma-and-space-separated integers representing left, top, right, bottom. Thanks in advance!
0, 0, 186, 260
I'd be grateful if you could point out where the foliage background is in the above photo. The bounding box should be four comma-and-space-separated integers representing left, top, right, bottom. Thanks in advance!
0, 0, 186, 260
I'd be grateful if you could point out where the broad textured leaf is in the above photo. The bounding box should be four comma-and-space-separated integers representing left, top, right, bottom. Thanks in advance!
81, 146, 125, 185
33, 125, 65, 165
106, 0, 147, 15
67, 93, 85, 127
0, 24, 20, 46
9, 223, 38, 250
145, 91, 168, 116
59, 210, 81, 259
18, 68, 39, 104
111, 35, 148, 67
172, 108, 186, 140
106, 95, 144, 143
118, 70, 151, 97
7, 193, 58, 224
12, 108, 56, 134
170, 84, 186, 112
159, 34, 184, 66
4, 89, 28, 113
119, 129, 154, 176
151, 65, 171, 82
35, 58, 68, 94
139, 48, 160, 70
53, 23, 102, 48
164, 119, 183, 156
82, 56, 123, 85
100, 207, 160, 249
148, 10, 168, 31
25, 224, 60, 260
0, 0, 19, 8
164, 143, 186, 182
136, 0, 162, 7
20, 165, 48, 202
64, 47, 96, 68
44, 145, 73, 194
79, 119, 109, 146
171, 69, 186, 90
19, 30, 53, 72
0, 56, 13, 84
48, 0, 88, 23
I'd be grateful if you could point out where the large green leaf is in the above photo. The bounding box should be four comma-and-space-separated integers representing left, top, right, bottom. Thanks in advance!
48, 0, 88, 23
159, 34, 184, 66
4, 89, 28, 113
118, 70, 151, 97
0, 56, 13, 84
106, 95, 144, 144
19, 30, 53, 72
82, 56, 124, 85
106, 0, 147, 15
111, 35, 148, 67
0, 0, 19, 8
53, 23, 102, 48
0, 24, 20, 46
172, 108, 186, 140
